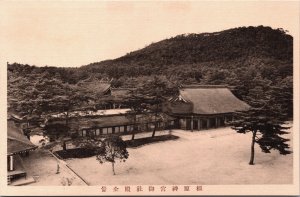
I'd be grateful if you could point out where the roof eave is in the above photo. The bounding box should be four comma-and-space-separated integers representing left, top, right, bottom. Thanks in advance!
7, 146, 38, 156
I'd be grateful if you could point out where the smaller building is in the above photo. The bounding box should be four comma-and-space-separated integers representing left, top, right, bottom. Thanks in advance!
77, 80, 112, 109
163, 85, 250, 131
46, 109, 176, 138
78, 112, 175, 137
7, 121, 37, 185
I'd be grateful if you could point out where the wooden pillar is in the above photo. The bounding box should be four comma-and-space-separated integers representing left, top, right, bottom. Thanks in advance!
191, 116, 194, 132
198, 118, 200, 131
207, 118, 210, 129
200, 119, 203, 130
9, 155, 14, 171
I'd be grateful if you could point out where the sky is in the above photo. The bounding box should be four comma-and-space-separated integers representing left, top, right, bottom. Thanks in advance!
0, 1, 299, 67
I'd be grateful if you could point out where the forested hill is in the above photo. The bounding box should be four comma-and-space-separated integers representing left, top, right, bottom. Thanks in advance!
83, 26, 292, 80
7, 26, 293, 116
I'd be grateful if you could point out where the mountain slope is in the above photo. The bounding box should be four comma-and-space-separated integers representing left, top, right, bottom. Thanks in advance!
7, 26, 293, 117
80, 26, 292, 86
85, 26, 292, 68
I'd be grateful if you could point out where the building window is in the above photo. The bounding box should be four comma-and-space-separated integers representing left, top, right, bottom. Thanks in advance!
82, 130, 86, 137
108, 127, 113, 134
96, 129, 100, 136
115, 127, 119, 133
120, 126, 124, 132
103, 128, 108, 135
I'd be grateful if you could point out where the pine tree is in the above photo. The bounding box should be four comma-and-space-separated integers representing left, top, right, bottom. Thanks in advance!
124, 88, 146, 140
231, 85, 292, 165
43, 81, 96, 150
126, 76, 178, 138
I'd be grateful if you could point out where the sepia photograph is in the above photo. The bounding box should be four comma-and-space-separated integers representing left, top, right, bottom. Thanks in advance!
0, 0, 299, 195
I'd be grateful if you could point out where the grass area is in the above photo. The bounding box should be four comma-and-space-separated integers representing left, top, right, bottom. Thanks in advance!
126, 134, 179, 148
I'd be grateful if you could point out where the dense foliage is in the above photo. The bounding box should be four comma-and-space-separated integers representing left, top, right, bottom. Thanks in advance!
7, 26, 293, 119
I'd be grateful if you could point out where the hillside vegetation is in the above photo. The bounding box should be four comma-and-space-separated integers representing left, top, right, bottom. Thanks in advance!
7, 26, 293, 117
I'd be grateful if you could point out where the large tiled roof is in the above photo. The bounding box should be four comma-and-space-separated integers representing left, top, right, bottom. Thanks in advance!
77, 81, 111, 95
179, 86, 250, 114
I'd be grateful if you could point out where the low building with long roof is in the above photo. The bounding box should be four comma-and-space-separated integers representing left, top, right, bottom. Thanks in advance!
163, 85, 250, 131
46, 108, 175, 138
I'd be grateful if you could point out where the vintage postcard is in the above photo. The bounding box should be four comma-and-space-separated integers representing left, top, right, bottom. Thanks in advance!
0, 0, 299, 196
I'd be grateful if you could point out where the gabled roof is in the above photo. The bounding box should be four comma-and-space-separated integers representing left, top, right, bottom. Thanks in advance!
7, 121, 37, 155
79, 115, 131, 129
111, 88, 134, 101
77, 81, 111, 95
179, 86, 250, 114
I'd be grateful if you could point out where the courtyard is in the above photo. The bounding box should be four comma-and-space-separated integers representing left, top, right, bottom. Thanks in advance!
63, 124, 293, 185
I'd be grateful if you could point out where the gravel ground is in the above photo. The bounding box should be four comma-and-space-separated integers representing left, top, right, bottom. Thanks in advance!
66, 124, 293, 185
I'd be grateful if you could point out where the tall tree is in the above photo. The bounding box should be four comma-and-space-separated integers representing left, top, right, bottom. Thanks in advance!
231, 87, 292, 165
132, 76, 178, 137
40, 80, 97, 150
125, 88, 146, 140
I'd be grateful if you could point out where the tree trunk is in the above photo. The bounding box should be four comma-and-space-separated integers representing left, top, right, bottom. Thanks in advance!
151, 122, 157, 138
63, 141, 67, 151
132, 114, 137, 140
249, 130, 257, 165
112, 162, 116, 175
151, 104, 159, 138
63, 110, 69, 151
